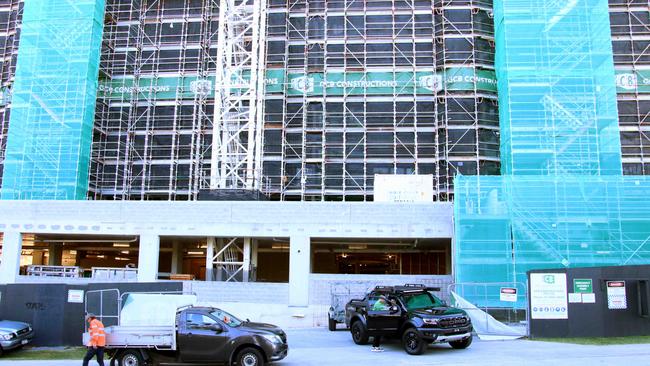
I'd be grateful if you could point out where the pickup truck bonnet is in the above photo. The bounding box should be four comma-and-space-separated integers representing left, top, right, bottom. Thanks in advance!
120, 294, 197, 326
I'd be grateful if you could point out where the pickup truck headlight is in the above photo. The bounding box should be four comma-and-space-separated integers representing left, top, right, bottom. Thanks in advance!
422, 318, 439, 326
0, 333, 15, 341
261, 334, 284, 345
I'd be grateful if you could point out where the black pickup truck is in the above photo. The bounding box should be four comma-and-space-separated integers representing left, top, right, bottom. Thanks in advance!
345, 284, 473, 355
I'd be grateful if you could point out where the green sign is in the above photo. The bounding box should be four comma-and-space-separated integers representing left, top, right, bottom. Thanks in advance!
573, 279, 593, 293
615, 69, 650, 93
98, 68, 496, 100
287, 68, 496, 96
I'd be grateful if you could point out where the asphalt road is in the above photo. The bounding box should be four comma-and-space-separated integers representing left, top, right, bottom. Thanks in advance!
1, 328, 649, 365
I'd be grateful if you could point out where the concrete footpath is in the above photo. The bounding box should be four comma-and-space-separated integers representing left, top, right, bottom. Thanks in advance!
2, 328, 649, 365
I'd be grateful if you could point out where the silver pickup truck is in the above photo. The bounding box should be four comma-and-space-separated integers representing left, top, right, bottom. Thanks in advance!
0, 320, 34, 356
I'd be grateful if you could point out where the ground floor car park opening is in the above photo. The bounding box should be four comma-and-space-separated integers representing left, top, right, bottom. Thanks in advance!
0, 200, 453, 335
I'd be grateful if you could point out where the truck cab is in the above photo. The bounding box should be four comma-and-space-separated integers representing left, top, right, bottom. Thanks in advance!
345, 284, 473, 355
171, 307, 288, 365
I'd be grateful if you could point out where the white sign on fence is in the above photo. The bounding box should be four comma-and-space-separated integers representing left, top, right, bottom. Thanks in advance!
500, 287, 518, 302
373, 174, 433, 202
606, 281, 627, 309
67, 289, 84, 303
530, 273, 568, 319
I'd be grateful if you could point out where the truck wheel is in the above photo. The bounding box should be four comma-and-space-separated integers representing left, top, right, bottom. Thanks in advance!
328, 314, 337, 331
402, 328, 425, 355
236, 347, 265, 366
449, 335, 473, 349
350, 321, 369, 345
119, 350, 144, 366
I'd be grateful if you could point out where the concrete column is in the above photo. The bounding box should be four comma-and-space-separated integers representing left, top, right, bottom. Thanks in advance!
243, 238, 251, 282
216, 238, 224, 281
251, 239, 258, 281
48, 243, 63, 266
0, 232, 22, 284
171, 241, 182, 274
137, 234, 160, 282
289, 235, 310, 307
206, 237, 215, 281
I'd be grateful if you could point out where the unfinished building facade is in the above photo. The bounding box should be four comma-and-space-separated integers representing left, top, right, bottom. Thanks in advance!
610, 0, 650, 175
87, 0, 500, 201
0, 0, 21, 188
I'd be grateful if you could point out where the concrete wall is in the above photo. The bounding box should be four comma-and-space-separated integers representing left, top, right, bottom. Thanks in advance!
185, 281, 289, 304
309, 273, 454, 305
0, 201, 453, 238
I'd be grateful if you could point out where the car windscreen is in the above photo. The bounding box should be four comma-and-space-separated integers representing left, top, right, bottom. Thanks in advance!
211, 309, 243, 327
402, 292, 444, 310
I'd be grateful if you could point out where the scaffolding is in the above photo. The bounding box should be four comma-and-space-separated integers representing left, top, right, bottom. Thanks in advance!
455, 175, 650, 306
609, 0, 650, 175
0, 0, 106, 199
0, 0, 21, 190
494, 0, 622, 176
88, 0, 500, 201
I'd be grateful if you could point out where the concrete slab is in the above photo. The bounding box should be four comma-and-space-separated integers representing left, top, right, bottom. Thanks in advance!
1, 328, 649, 365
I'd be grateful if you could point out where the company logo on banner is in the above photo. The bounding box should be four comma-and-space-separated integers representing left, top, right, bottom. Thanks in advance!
291, 75, 315, 94
418, 75, 443, 92
190, 79, 213, 96
616, 73, 638, 90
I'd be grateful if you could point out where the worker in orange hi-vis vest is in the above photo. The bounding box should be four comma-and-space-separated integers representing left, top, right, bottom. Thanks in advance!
83, 313, 106, 366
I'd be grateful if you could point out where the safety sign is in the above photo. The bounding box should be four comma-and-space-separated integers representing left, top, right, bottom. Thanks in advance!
530, 273, 568, 319
500, 287, 518, 302
606, 281, 627, 309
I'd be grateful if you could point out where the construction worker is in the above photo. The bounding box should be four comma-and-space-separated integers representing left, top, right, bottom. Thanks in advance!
83, 313, 106, 366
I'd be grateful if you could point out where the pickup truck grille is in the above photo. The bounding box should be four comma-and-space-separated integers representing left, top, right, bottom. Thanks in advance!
439, 317, 468, 328
16, 327, 30, 336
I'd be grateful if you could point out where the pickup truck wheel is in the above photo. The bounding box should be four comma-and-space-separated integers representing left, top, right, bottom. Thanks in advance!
449, 335, 473, 349
350, 321, 369, 345
236, 347, 264, 366
328, 314, 337, 331
402, 328, 425, 355
119, 350, 144, 366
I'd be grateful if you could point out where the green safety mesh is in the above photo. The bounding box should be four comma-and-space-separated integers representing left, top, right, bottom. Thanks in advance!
454, 0, 629, 307
494, 0, 622, 176
0, 0, 105, 200
454, 175, 650, 307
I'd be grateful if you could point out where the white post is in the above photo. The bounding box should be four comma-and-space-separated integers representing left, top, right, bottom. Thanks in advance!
289, 235, 310, 306
0, 232, 22, 284
243, 238, 251, 282
137, 234, 160, 282
216, 238, 224, 281
251, 239, 258, 281
206, 237, 215, 281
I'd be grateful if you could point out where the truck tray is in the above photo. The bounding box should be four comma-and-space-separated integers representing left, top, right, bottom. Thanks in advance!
83, 325, 176, 350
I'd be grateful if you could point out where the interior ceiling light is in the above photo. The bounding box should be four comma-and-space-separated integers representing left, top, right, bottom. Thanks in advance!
113, 243, 130, 247
121, 251, 130, 254
187, 251, 203, 255
348, 244, 367, 250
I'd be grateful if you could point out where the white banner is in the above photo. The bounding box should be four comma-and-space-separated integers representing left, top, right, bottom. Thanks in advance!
530, 273, 568, 319
374, 174, 433, 202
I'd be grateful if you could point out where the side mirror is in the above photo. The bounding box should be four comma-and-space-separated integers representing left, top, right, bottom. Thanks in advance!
389, 305, 399, 314
209, 324, 223, 333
